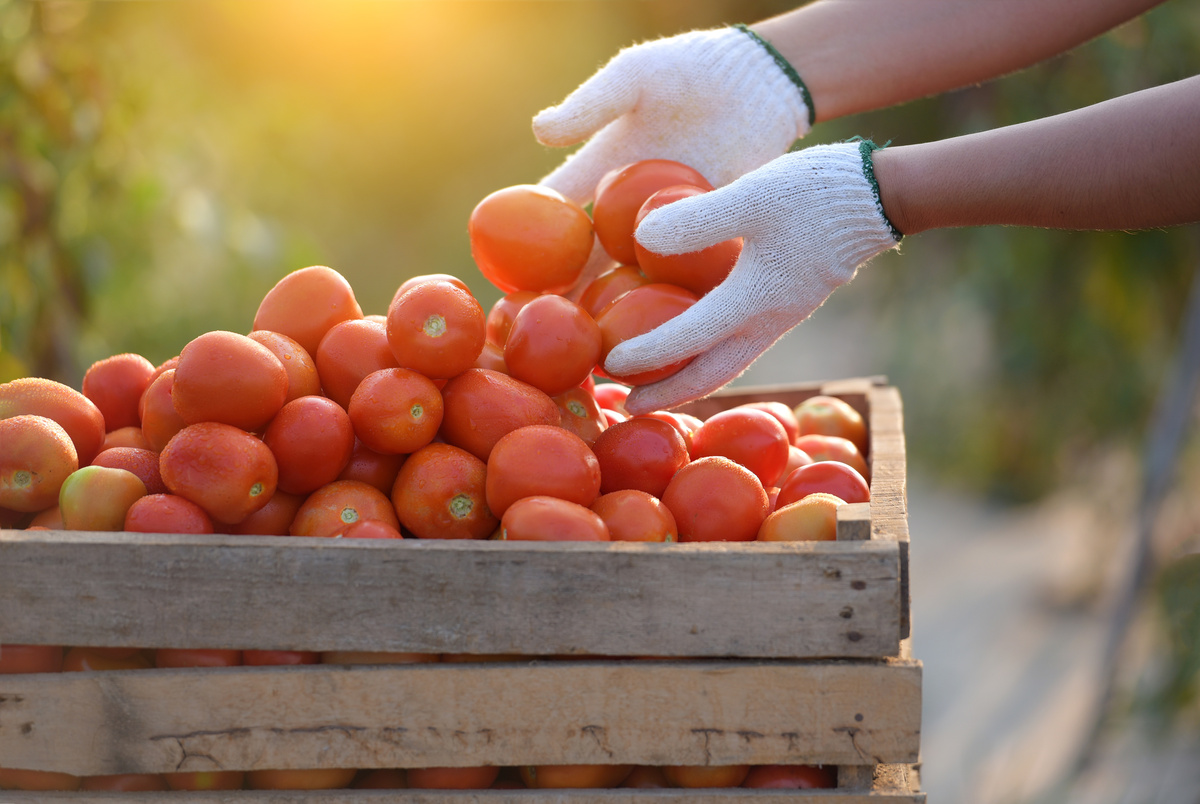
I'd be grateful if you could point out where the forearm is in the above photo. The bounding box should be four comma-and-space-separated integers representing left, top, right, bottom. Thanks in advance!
753, 0, 1166, 123
871, 76, 1200, 234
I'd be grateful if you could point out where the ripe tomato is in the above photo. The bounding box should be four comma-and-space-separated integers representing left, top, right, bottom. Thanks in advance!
59, 466, 147, 532
472, 341, 509, 373
386, 280, 486, 380
485, 290, 540, 347
392, 273, 471, 306
500, 496, 610, 541
81, 774, 169, 792
246, 769, 358, 791
391, 443, 497, 540
577, 265, 650, 319
289, 479, 400, 538
101, 426, 152, 451
634, 185, 741, 296
247, 330, 322, 404
742, 765, 837, 789
469, 185, 594, 294
662, 457, 769, 542
520, 765, 632, 789
264, 396, 356, 494
776, 461, 870, 509
742, 401, 801, 445
0, 376, 106, 466
160, 423, 278, 525
407, 767, 501, 790
337, 439, 406, 495
315, 318, 400, 410
591, 417, 689, 498
347, 368, 443, 455
794, 395, 868, 455
92, 447, 167, 495
553, 386, 607, 447
595, 283, 698, 386
62, 647, 153, 672
0, 769, 81, 792
758, 493, 845, 542
591, 489, 678, 542
155, 649, 242, 668
592, 159, 712, 265
663, 765, 750, 788
341, 519, 404, 539
0, 644, 63, 674
592, 382, 631, 414
243, 650, 319, 666
172, 331, 288, 432
124, 494, 214, 534
224, 490, 305, 536
620, 767, 671, 788
253, 265, 364, 358
794, 433, 870, 482
690, 408, 791, 487
139, 369, 187, 453
485, 425, 601, 518
438, 369, 560, 461
81, 352, 156, 432
504, 295, 602, 396
0, 415, 77, 513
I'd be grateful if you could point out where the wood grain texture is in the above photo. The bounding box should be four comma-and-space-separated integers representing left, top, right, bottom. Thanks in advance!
0, 791, 927, 803
0, 535, 900, 658
0, 660, 922, 776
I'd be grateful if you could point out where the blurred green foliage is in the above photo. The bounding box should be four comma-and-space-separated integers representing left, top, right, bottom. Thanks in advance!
1152, 552, 1200, 719
1, 0, 1198, 503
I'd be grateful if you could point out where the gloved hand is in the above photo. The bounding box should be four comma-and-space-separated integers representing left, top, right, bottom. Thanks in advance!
604, 141, 902, 415
535, 25, 813, 206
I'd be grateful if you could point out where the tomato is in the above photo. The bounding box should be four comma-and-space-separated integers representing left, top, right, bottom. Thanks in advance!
172, 331, 288, 432
160, 423, 278, 525
341, 519, 404, 539
392, 443, 497, 540
347, 369, 443, 455
155, 649, 242, 668
138, 369, 187, 453
553, 386, 607, 447
101, 425, 152, 451
264, 396, 356, 494
469, 184, 594, 294
0, 377, 106, 467
62, 647, 153, 672
315, 318, 400, 410
0, 769, 81, 792
124, 494, 214, 534
386, 280, 486, 380
794, 433, 870, 482
247, 330, 322, 404
0, 415, 77, 513
485, 290, 540, 347
595, 283, 698, 386
776, 461, 870, 509
472, 341, 509, 373
634, 185, 741, 296
163, 771, 245, 791
500, 496, 610, 541
577, 265, 650, 319
620, 767, 671, 788
246, 769, 358, 791
407, 767, 500, 790
485, 425, 601, 518
59, 466, 147, 532
438, 369, 560, 461
253, 265, 364, 358
337, 439, 406, 495
742, 765, 837, 789
224, 491, 305, 536
0, 644, 63, 674
639, 410, 694, 453
690, 408, 790, 487
592, 159, 712, 266
758, 493, 845, 542
520, 765, 632, 789
591, 489, 677, 542
290, 480, 400, 538
663, 765, 750, 788
504, 295, 602, 396
741, 401, 801, 445
793, 395, 868, 455
243, 650, 319, 666
392, 273, 471, 307
81, 353, 156, 432
92, 447, 167, 495
591, 417, 689, 498
661, 457, 769, 542
81, 774, 168, 792
592, 382, 631, 414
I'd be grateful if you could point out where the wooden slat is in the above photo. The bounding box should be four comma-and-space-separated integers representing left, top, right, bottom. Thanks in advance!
864, 386, 910, 640
0, 791, 927, 803
0, 660, 922, 776
835, 504, 872, 542
0, 535, 901, 659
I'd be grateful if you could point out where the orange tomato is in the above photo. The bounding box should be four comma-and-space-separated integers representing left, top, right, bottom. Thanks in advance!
315, 318, 400, 410
591, 489, 678, 542
591, 417, 689, 498
172, 331, 289, 432
578, 265, 651, 319
776, 461, 870, 509
289, 479, 400, 538
794, 433, 870, 482
469, 184, 594, 294
690, 408, 791, 487
553, 386, 608, 447
81, 352, 156, 432
0, 769, 81, 791
500, 496, 610, 542
0, 377, 106, 466
224, 490, 305, 536
661, 457, 769, 542
485, 290, 540, 347
253, 265, 364, 357
139, 369, 188, 453
592, 159, 712, 266
504, 295, 602, 396
793, 395, 868, 455
159, 422, 279, 525
391, 443, 497, 540
634, 185, 741, 296
91, 447, 167, 495
438, 369, 560, 462
101, 425, 153, 451
485, 425, 601, 518
595, 284, 698, 386
347, 369, 443, 455
386, 280, 487, 380
0, 415, 77, 513
124, 494, 215, 534
264, 395, 356, 494
247, 769, 358, 791
59, 466, 147, 532
247, 330, 323, 404
757, 493, 845, 542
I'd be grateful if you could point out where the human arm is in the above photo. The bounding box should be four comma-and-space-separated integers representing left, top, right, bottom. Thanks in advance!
754, 0, 1167, 123
608, 76, 1200, 414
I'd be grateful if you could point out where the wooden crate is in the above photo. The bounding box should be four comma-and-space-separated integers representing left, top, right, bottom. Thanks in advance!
0, 377, 922, 802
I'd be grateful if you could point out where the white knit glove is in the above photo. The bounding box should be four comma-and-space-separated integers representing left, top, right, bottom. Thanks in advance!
536, 26, 813, 207
605, 141, 902, 415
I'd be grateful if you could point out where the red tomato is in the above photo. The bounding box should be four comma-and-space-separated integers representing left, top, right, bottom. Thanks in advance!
592, 417, 689, 498
578, 265, 650, 319
794, 433, 870, 482
392, 273, 471, 307
0, 644, 63, 673
663, 765, 750, 788
387, 280, 486, 380
264, 395, 356, 494
591, 489, 677, 542
392, 443, 497, 540
504, 295, 602, 396
553, 386, 608, 447
407, 767, 501, 790
595, 284, 699, 386
155, 649, 242, 668
485, 425, 601, 518
776, 460, 870, 509
438, 369, 560, 462
500, 496, 610, 541
634, 185, 741, 296
662, 457, 769, 542
592, 382, 631, 414
742, 401, 801, 445
469, 185, 594, 294
742, 765, 837, 789
592, 159, 712, 265
243, 650, 319, 666
485, 290, 540, 347
124, 494, 214, 534
520, 764, 632, 789
690, 408, 790, 487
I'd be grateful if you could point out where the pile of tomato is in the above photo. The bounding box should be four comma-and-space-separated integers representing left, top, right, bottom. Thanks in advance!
0, 158, 872, 793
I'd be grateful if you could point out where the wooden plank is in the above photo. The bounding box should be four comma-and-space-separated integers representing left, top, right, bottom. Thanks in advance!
0, 660, 922, 776
835, 504, 872, 542
0, 791, 927, 803
0, 535, 901, 659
